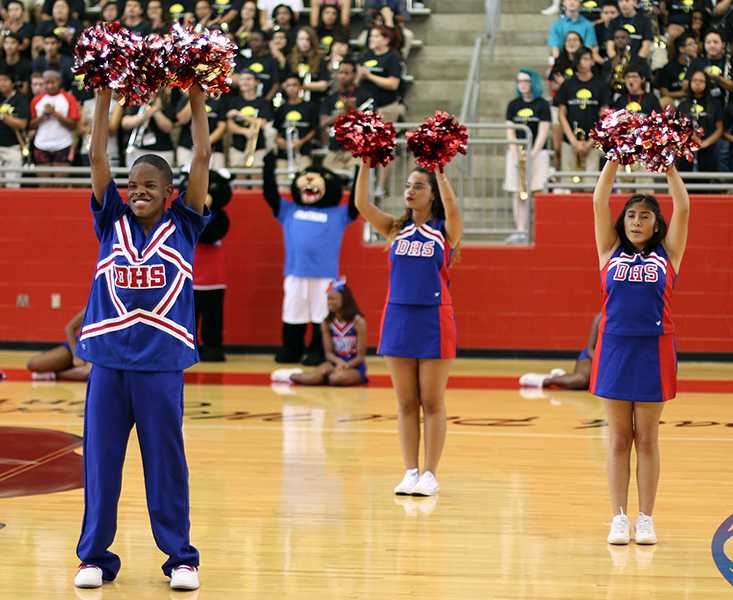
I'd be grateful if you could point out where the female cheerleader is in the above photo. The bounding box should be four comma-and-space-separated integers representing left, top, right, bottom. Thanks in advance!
355, 159, 462, 497
592, 160, 689, 545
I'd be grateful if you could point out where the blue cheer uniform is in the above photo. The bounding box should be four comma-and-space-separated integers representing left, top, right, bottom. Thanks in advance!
75, 180, 209, 581
329, 317, 367, 382
378, 218, 457, 359
590, 244, 677, 402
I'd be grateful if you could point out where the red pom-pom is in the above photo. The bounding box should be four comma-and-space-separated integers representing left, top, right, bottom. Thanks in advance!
638, 105, 703, 172
590, 108, 644, 165
334, 110, 397, 166
164, 24, 237, 95
405, 111, 468, 171
73, 22, 144, 102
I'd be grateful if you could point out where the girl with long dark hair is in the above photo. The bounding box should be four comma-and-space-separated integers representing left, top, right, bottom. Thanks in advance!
354, 159, 462, 497
677, 68, 723, 173
592, 159, 690, 546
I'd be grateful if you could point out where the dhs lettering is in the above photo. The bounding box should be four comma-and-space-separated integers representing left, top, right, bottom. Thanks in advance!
114, 264, 167, 289
395, 240, 435, 257
612, 263, 659, 283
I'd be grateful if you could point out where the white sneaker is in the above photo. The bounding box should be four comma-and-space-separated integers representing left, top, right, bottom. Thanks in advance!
170, 565, 200, 590
519, 372, 547, 387
634, 513, 657, 545
74, 564, 103, 588
607, 510, 631, 545
394, 468, 419, 495
549, 368, 566, 378
412, 471, 439, 496
270, 368, 302, 383
541, 1, 560, 15
32, 371, 56, 381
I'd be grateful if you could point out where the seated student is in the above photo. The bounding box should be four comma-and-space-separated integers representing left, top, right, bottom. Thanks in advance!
519, 313, 601, 389
290, 282, 367, 386
655, 32, 698, 107
320, 59, 358, 173
26, 308, 90, 381
32, 0, 82, 58
677, 68, 724, 173
236, 30, 280, 101
31, 34, 73, 90
595, 0, 620, 58
226, 69, 274, 169
611, 61, 661, 113
686, 29, 733, 104
313, 4, 349, 53
121, 91, 176, 166
606, 0, 652, 61
548, 0, 602, 64
274, 73, 318, 172
666, 0, 709, 41
310, 0, 351, 29
176, 90, 226, 170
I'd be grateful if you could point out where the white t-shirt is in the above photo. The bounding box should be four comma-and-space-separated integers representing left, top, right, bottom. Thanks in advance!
30, 91, 80, 152
81, 97, 119, 160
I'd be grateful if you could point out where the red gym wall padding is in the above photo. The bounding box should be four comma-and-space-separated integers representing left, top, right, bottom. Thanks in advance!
1, 189, 731, 352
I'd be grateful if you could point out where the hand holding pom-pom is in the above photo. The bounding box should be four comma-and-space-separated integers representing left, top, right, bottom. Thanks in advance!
334, 110, 397, 167
590, 109, 644, 166
638, 105, 703, 172
406, 111, 468, 172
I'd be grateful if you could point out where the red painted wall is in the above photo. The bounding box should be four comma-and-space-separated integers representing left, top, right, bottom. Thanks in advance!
1, 190, 731, 352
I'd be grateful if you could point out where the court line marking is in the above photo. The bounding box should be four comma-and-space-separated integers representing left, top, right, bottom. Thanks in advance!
4, 420, 733, 442
0, 441, 82, 483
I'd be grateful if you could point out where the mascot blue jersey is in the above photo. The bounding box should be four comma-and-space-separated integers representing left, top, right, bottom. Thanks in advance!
277, 198, 352, 278
76, 180, 210, 371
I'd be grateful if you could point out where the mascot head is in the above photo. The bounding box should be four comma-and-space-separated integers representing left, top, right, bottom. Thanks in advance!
179, 168, 233, 244
291, 165, 344, 208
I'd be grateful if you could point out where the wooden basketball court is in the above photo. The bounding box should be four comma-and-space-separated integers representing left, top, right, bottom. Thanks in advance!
1, 350, 732, 598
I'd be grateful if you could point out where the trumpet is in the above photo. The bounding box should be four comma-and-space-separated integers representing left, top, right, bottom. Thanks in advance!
286, 124, 298, 179
611, 44, 631, 94
517, 146, 529, 201
242, 110, 261, 168
572, 122, 586, 184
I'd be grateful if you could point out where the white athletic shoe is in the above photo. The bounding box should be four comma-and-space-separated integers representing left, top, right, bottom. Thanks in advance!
31, 371, 56, 381
549, 368, 566, 378
412, 471, 440, 496
634, 513, 657, 545
607, 509, 631, 545
170, 565, 200, 590
519, 372, 547, 387
270, 368, 302, 383
394, 468, 419, 495
74, 564, 103, 588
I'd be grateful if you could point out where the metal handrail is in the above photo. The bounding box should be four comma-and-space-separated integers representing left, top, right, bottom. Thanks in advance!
548, 169, 733, 192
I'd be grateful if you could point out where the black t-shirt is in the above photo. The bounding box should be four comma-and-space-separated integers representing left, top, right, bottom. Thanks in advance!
42, 0, 85, 19
611, 92, 662, 114
0, 91, 29, 147
654, 59, 689, 94
291, 58, 330, 105
505, 96, 551, 142
236, 52, 279, 97
723, 98, 733, 134
667, 0, 707, 26
0, 57, 31, 87
167, 0, 195, 19
212, 0, 243, 17
274, 100, 319, 156
176, 96, 225, 151
356, 49, 402, 108
549, 54, 575, 106
595, 22, 614, 58
122, 20, 152, 36
226, 95, 273, 151
316, 24, 347, 53
34, 19, 83, 56
7, 23, 34, 60
688, 56, 730, 101
124, 103, 177, 151
321, 88, 356, 150
556, 75, 610, 142
31, 54, 74, 89
678, 96, 723, 137
580, 0, 602, 22
609, 13, 653, 58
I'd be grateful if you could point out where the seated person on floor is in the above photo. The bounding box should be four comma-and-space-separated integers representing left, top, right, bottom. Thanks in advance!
519, 313, 601, 389
27, 308, 90, 381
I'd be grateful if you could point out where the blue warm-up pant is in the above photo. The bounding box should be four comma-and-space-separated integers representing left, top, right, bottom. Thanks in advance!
76, 365, 199, 580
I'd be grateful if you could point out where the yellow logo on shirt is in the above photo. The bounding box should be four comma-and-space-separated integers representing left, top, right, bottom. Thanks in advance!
626, 101, 642, 113
335, 100, 345, 109
691, 103, 704, 114
215, 0, 228, 4
298, 63, 311, 77
240, 105, 258, 117
0, 103, 15, 115
682, 0, 693, 6
364, 59, 378, 68
249, 62, 264, 73
321, 35, 333, 47
709, 65, 722, 76
170, 3, 184, 13
583, 1, 598, 7
564, 67, 574, 76
517, 108, 535, 119
286, 110, 303, 122
576, 88, 593, 109
205, 105, 212, 113
678, 71, 686, 80
623, 24, 637, 34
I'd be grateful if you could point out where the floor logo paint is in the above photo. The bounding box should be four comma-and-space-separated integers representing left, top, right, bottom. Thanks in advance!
712, 513, 733, 586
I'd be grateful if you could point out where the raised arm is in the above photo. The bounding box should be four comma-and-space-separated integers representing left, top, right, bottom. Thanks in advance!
89, 88, 113, 205
262, 151, 281, 216
593, 159, 620, 268
354, 159, 394, 237
436, 169, 462, 247
183, 85, 212, 214
664, 164, 689, 273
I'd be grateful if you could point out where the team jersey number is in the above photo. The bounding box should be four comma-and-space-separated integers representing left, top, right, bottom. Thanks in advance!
114, 264, 167, 289
394, 239, 435, 257
612, 263, 659, 283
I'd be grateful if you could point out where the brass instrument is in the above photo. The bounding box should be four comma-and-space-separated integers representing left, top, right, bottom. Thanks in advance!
518, 146, 529, 201
242, 109, 261, 168
14, 127, 30, 164
572, 122, 586, 184
285, 124, 298, 179
611, 44, 631, 94
299, 64, 312, 102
